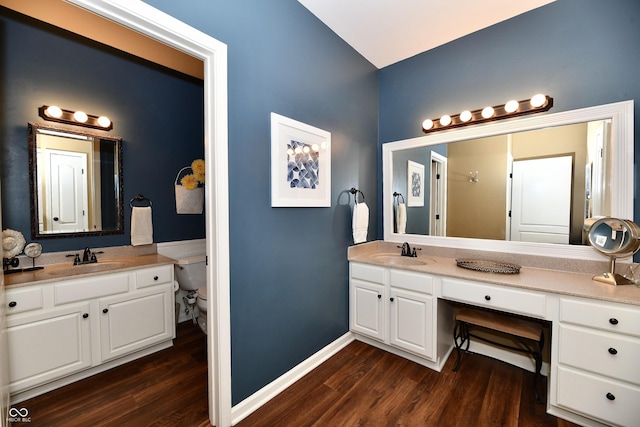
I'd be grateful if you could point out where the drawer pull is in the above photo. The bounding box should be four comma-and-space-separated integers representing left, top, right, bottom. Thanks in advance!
83, 313, 89, 319
390, 297, 395, 302
377, 294, 381, 299
606, 392, 616, 401
609, 318, 619, 325
484, 295, 491, 301
154, 276, 159, 281
103, 308, 109, 314
8, 301, 17, 308
608, 347, 618, 355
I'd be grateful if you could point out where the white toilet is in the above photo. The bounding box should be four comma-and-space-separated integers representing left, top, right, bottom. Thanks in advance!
174, 254, 208, 334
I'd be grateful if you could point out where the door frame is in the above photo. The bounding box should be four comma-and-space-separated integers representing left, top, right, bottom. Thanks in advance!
429, 152, 447, 237
66, 1, 230, 425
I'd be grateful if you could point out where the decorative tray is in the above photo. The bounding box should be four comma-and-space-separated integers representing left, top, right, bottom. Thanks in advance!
455, 258, 521, 274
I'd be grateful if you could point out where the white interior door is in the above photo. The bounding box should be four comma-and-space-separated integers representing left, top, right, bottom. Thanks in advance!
510, 156, 573, 243
429, 152, 447, 237
46, 149, 89, 233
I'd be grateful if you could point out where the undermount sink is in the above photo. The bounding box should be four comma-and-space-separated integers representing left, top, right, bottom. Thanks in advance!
370, 253, 434, 266
44, 261, 129, 277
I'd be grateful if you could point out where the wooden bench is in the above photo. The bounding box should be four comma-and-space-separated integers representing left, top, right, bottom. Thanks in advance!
452, 307, 544, 403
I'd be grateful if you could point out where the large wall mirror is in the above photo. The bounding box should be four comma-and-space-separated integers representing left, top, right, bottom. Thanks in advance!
383, 100, 634, 261
28, 122, 124, 239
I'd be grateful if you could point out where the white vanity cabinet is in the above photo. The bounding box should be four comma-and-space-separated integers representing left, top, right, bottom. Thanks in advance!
6, 299, 92, 392
553, 297, 640, 426
350, 263, 435, 361
5, 263, 175, 402
100, 266, 174, 361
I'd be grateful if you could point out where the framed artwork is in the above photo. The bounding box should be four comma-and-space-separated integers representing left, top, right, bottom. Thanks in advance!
271, 113, 331, 207
407, 160, 424, 207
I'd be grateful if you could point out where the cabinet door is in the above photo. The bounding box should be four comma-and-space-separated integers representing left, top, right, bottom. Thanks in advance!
389, 288, 433, 359
7, 303, 92, 393
350, 279, 385, 341
100, 284, 174, 362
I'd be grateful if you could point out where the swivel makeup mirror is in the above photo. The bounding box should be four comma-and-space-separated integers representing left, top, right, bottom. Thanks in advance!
585, 217, 640, 285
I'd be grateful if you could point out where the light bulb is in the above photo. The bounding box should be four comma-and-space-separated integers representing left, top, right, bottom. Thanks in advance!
440, 115, 452, 126
294, 147, 302, 154
74, 111, 88, 123
481, 106, 495, 119
460, 110, 472, 122
504, 100, 519, 113
311, 144, 319, 152
303, 146, 310, 153
422, 119, 434, 130
286, 148, 294, 156
530, 94, 547, 108
45, 105, 63, 118
97, 116, 111, 128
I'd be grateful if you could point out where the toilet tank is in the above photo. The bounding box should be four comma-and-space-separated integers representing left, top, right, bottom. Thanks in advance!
174, 254, 206, 291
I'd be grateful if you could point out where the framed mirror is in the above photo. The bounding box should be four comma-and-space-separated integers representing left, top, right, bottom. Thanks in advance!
28, 122, 124, 239
383, 100, 634, 261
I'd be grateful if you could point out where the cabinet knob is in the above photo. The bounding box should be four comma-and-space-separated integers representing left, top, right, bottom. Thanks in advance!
103, 308, 109, 314
377, 294, 381, 299
153, 276, 159, 281
8, 301, 17, 308
83, 313, 89, 319
606, 392, 615, 401
609, 318, 619, 325
390, 297, 395, 302
608, 347, 618, 355
484, 295, 491, 301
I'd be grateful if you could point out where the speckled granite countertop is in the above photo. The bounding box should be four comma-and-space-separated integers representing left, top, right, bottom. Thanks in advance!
348, 241, 640, 307
4, 244, 176, 288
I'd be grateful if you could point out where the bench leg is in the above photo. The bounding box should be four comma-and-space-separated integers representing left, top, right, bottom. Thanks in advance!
532, 332, 544, 404
452, 320, 470, 372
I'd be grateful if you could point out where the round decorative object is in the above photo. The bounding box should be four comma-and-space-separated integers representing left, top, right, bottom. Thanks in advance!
455, 259, 521, 274
2, 229, 26, 259
24, 242, 43, 259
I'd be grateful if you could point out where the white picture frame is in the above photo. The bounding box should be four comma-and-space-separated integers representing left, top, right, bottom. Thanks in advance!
271, 112, 331, 207
407, 160, 424, 207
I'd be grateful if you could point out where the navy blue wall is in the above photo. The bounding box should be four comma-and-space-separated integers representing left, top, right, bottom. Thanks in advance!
379, 0, 640, 227
145, 0, 379, 404
0, 7, 206, 252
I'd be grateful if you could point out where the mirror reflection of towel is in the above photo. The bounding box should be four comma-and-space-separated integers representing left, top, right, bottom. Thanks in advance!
131, 206, 153, 246
396, 203, 406, 234
352, 202, 369, 244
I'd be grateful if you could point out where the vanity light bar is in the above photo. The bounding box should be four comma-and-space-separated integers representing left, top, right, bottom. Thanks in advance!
38, 105, 113, 131
421, 94, 553, 133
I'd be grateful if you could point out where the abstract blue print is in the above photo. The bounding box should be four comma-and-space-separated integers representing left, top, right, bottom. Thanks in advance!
287, 140, 320, 189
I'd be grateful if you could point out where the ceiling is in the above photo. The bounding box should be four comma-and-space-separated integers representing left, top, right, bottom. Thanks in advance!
298, 0, 556, 69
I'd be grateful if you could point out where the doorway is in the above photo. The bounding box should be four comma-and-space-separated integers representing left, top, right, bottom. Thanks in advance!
430, 152, 447, 237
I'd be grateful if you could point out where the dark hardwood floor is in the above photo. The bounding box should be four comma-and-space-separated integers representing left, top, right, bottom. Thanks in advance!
19, 322, 578, 427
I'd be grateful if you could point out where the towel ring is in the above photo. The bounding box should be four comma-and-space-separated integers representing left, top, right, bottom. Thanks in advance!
393, 192, 405, 203
349, 187, 365, 203
130, 194, 153, 208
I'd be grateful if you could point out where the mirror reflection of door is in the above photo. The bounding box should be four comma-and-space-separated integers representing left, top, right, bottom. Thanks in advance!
510, 155, 573, 244
430, 152, 447, 237
44, 149, 89, 233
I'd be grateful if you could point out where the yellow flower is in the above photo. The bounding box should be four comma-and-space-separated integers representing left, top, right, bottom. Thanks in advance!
180, 174, 198, 190
191, 159, 205, 184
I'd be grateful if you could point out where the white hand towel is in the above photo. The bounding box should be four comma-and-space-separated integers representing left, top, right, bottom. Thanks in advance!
352, 202, 369, 244
131, 206, 153, 246
396, 203, 406, 234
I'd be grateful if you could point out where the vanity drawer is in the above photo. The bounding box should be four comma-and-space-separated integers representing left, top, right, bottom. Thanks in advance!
6, 287, 44, 314
351, 263, 385, 285
441, 278, 546, 318
557, 366, 640, 427
136, 265, 173, 289
559, 324, 640, 385
560, 298, 640, 338
54, 273, 130, 305
389, 269, 432, 295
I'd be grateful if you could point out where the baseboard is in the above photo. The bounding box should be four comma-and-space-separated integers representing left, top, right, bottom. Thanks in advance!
230, 332, 355, 425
